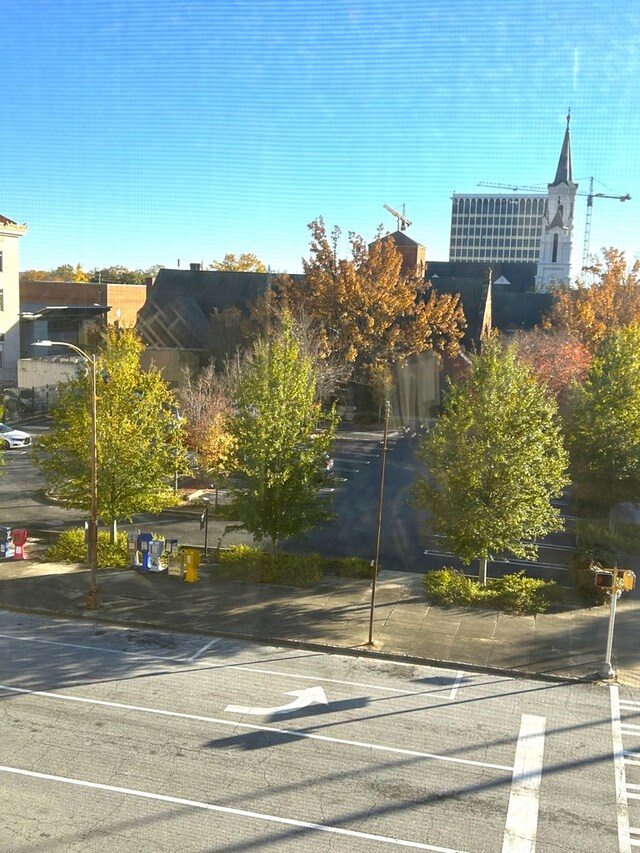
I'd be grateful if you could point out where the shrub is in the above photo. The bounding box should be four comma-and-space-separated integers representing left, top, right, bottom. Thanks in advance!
570, 550, 609, 605
323, 556, 372, 578
488, 571, 563, 615
424, 568, 482, 606
424, 567, 562, 614
45, 528, 130, 568
216, 546, 323, 587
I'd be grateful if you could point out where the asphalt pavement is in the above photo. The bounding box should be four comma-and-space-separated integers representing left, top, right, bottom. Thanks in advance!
3, 416, 640, 688
1, 548, 640, 687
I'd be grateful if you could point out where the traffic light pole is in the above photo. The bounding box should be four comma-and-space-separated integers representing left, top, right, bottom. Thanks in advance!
600, 569, 618, 679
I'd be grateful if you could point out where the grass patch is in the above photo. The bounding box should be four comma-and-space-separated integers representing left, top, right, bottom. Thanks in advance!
424, 568, 563, 615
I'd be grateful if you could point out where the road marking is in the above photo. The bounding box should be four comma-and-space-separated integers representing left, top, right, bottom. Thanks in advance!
225, 686, 328, 715
0, 764, 469, 852
448, 672, 464, 701
0, 630, 487, 699
502, 714, 545, 853
611, 686, 632, 853
187, 639, 220, 662
0, 631, 179, 661
0, 684, 512, 772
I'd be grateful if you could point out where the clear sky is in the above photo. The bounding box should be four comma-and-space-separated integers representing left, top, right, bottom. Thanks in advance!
2, 0, 639, 275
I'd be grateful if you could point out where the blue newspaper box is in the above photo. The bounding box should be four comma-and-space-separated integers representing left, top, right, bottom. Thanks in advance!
137, 532, 153, 571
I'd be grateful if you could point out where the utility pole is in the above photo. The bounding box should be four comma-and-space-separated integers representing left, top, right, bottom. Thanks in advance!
367, 400, 391, 646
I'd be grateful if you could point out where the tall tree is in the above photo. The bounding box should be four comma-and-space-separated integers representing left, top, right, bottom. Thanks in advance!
228, 315, 339, 553
548, 248, 640, 350
34, 329, 187, 539
565, 323, 640, 519
209, 252, 267, 272
512, 329, 591, 413
178, 363, 236, 484
414, 340, 569, 584
275, 218, 465, 385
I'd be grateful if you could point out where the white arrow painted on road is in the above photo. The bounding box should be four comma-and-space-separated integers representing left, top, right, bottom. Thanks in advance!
225, 686, 328, 716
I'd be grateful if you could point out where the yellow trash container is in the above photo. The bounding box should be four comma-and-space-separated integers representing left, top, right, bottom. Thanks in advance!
182, 548, 201, 583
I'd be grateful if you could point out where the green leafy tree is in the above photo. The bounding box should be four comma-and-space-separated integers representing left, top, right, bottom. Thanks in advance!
228, 315, 339, 553
88, 265, 152, 284
414, 340, 569, 584
565, 323, 640, 521
34, 329, 187, 539
209, 252, 267, 272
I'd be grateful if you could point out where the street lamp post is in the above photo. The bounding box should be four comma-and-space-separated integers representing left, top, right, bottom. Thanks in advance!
32, 340, 101, 609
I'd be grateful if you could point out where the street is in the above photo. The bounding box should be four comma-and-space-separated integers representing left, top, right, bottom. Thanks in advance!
2, 426, 575, 581
0, 611, 637, 851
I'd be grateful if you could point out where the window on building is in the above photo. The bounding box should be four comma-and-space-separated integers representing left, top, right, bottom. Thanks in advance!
0, 289, 3, 312
552, 233, 559, 263
0, 251, 3, 272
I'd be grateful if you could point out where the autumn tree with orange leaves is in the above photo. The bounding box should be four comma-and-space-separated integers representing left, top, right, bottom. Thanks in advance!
269, 219, 465, 387
548, 248, 640, 351
512, 329, 591, 412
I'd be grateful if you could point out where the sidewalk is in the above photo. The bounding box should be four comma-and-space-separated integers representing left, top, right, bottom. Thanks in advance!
1, 554, 639, 687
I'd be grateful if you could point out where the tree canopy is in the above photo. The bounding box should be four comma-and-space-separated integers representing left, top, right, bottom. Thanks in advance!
272, 219, 465, 385
565, 323, 640, 514
209, 253, 267, 272
34, 329, 187, 536
512, 329, 591, 412
414, 340, 569, 583
548, 248, 640, 351
228, 315, 339, 551
20, 263, 162, 284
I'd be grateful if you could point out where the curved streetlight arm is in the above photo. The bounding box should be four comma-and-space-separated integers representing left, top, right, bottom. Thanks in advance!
31, 340, 100, 608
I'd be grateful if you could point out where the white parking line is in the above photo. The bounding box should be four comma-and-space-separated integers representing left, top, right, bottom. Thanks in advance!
502, 714, 545, 853
0, 630, 494, 700
449, 672, 464, 701
187, 638, 220, 662
611, 685, 632, 853
0, 764, 471, 852
0, 684, 513, 772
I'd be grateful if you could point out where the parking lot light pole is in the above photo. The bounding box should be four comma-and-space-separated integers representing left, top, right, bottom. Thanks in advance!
32, 340, 100, 609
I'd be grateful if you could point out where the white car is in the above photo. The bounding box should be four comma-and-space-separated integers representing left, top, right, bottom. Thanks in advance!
0, 422, 32, 450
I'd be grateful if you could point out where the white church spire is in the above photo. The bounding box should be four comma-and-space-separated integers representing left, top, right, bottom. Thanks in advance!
535, 112, 578, 291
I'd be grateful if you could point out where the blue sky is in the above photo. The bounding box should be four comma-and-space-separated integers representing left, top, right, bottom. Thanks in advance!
2, 0, 639, 275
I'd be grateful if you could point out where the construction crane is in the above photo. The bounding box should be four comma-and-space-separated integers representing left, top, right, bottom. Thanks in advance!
477, 180, 631, 268
580, 177, 631, 268
383, 203, 412, 232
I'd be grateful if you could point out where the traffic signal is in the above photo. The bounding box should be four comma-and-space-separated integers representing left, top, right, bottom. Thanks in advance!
595, 571, 615, 589
622, 570, 637, 591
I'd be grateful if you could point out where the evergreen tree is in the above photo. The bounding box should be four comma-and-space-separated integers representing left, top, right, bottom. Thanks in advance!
414, 340, 569, 584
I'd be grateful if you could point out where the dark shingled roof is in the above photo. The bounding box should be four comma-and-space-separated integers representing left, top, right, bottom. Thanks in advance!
136, 268, 303, 351
426, 260, 551, 344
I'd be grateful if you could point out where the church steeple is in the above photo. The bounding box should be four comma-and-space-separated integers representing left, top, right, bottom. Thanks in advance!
535, 112, 578, 292
550, 111, 573, 186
